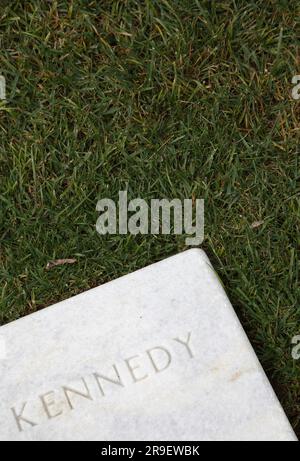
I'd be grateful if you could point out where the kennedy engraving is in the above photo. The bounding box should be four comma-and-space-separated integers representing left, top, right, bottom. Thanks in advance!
11, 332, 194, 432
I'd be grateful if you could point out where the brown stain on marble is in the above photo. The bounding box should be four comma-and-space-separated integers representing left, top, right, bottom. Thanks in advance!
230, 370, 243, 382
229, 367, 255, 382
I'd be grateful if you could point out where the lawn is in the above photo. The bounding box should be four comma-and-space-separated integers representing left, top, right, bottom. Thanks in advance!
0, 0, 299, 435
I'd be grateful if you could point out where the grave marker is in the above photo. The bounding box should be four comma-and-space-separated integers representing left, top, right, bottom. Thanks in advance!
0, 250, 296, 441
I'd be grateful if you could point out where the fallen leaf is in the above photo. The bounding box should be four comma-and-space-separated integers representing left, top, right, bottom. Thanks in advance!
46, 258, 77, 270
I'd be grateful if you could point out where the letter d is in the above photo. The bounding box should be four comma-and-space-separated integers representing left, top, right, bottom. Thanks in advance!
147, 347, 172, 373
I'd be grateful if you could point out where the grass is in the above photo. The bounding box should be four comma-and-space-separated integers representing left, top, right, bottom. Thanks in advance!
0, 0, 299, 435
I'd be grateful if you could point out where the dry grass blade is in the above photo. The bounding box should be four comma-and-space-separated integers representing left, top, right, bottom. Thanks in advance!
46, 259, 77, 270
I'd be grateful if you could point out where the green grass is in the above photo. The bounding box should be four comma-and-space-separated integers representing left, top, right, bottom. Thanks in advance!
0, 0, 299, 435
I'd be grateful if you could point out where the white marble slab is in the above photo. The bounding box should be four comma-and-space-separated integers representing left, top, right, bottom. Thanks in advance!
0, 249, 296, 441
